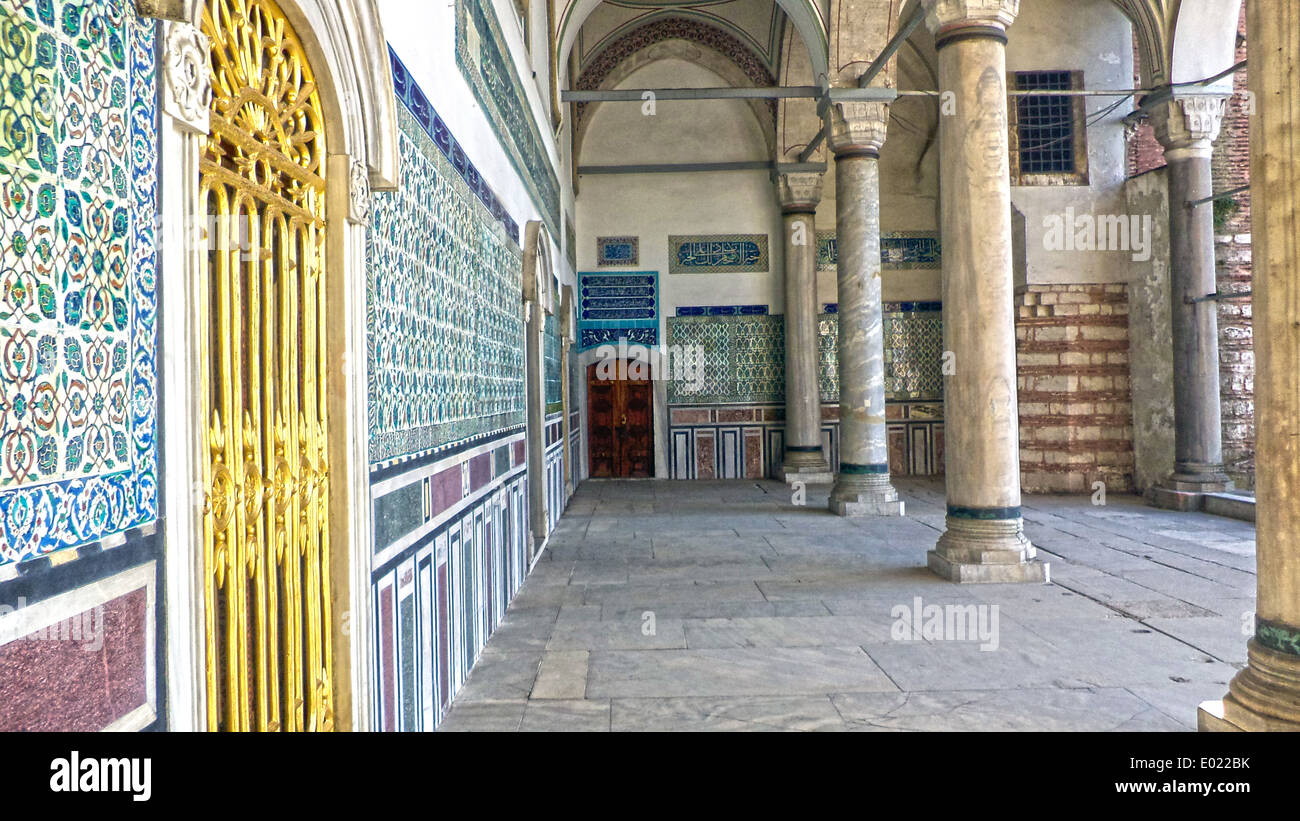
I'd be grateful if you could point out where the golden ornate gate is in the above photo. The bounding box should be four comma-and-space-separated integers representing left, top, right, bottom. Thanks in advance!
198, 0, 334, 732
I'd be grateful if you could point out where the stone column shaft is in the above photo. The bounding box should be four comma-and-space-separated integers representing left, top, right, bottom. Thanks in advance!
926, 0, 1045, 583
1151, 94, 1232, 505
827, 101, 902, 516
1199, 0, 1300, 731
778, 172, 833, 483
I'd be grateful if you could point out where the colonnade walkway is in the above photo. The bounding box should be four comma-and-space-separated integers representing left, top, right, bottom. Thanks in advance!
438, 479, 1257, 731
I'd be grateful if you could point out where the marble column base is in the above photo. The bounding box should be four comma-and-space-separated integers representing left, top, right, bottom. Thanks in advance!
779, 448, 833, 484
1199, 640, 1300, 731
929, 517, 1049, 584
1150, 470, 1234, 512
829, 474, 903, 517
778, 464, 834, 485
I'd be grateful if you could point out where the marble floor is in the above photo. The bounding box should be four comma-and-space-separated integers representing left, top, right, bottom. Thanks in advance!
438, 478, 1257, 732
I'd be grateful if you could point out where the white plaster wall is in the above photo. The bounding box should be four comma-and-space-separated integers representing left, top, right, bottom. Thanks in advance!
577, 58, 786, 331
1007, 0, 1137, 285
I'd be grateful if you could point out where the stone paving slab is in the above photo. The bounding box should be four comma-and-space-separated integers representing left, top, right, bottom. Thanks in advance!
611, 696, 846, 732
438, 479, 1258, 732
587, 646, 899, 698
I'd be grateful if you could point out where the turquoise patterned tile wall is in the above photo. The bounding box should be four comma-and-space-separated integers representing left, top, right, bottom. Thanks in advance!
0, 0, 157, 562
544, 311, 561, 413
667, 315, 786, 404
455, 0, 560, 238
367, 101, 526, 464
665, 307, 944, 406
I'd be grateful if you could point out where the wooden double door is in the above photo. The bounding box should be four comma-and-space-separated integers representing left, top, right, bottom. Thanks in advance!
587, 361, 653, 477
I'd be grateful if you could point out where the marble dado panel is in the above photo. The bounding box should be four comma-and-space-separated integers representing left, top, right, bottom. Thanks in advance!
669, 234, 769, 274
666, 403, 945, 479
367, 78, 526, 466
816, 230, 943, 271
454, 0, 561, 238
666, 306, 944, 406
0, 0, 157, 562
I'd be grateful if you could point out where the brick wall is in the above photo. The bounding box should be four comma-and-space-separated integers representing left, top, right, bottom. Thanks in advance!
1211, 4, 1254, 488
1016, 285, 1135, 493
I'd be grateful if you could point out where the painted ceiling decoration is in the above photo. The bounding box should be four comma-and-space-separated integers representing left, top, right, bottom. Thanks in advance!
576, 0, 785, 75
575, 14, 777, 125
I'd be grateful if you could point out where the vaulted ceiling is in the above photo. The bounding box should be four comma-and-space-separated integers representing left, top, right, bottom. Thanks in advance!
575, 1, 786, 77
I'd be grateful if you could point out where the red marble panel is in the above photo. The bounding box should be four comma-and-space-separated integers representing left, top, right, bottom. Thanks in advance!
744, 432, 764, 478
432, 466, 463, 516
0, 588, 148, 732
671, 408, 710, 425
717, 409, 755, 423
695, 433, 716, 480
437, 562, 450, 712
887, 425, 908, 477
381, 584, 395, 732
469, 452, 491, 493
513, 440, 526, 466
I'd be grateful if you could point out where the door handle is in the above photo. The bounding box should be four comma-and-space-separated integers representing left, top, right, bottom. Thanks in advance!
620, 414, 627, 427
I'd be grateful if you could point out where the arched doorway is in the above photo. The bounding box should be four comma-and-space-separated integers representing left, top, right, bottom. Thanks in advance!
198, 0, 334, 732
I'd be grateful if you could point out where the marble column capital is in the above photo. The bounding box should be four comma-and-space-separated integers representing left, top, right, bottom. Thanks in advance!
776, 171, 824, 213
826, 101, 890, 158
925, 0, 1019, 35
1150, 93, 1229, 157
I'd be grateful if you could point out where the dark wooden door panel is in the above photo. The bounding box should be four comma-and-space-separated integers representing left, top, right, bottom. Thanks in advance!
588, 360, 653, 478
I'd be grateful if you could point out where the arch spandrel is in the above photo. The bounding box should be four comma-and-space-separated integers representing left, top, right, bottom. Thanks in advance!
143, 0, 400, 189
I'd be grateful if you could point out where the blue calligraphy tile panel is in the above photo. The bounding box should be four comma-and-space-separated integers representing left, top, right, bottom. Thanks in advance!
669, 234, 769, 274
676, 305, 769, 317
577, 270, 659, 351
367, 60, 526, 465
596, 236, 638, 267
816, 230, 943, 271
0, 1, 157, 563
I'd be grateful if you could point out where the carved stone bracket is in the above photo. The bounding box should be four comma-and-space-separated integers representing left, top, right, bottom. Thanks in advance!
161, 22, 211, 134
1150, 94, 1229, 153
776, 171, 824, 213
348, 160, 371, 224
926, 0, 1020, 32
826, 100, 890, 157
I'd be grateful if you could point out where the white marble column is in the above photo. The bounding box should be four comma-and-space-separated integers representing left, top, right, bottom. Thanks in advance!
1149, 94, 1233, 509
926, 0, 1045, 583
1199, 0, 1300, 731
777, 172, 833, 484
826, 101, 902, 516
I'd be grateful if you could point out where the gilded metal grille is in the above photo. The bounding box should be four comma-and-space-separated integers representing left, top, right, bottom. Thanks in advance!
199, 0, 334, 732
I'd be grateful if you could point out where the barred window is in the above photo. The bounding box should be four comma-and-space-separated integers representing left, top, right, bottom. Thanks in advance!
1009, 70, 1089, 185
